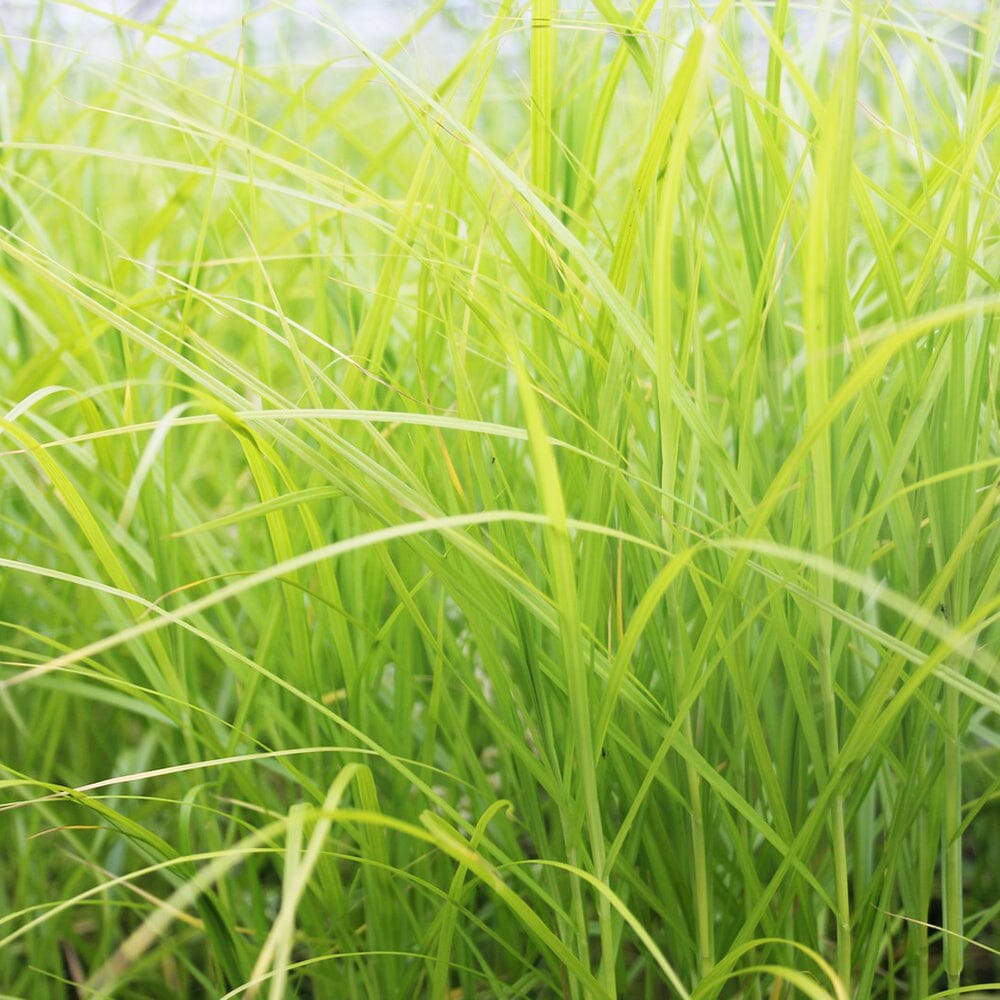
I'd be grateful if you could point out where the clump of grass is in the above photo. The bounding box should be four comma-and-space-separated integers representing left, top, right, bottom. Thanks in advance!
2, 1, 999, 997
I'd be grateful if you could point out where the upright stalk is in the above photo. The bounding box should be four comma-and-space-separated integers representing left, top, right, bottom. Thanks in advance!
802, 9, 860, 986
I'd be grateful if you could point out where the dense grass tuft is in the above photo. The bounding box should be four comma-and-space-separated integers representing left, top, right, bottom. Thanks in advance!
2, 2, 999, 997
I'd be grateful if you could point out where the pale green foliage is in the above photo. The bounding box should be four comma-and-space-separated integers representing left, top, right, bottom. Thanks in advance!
1, 2, 999, 997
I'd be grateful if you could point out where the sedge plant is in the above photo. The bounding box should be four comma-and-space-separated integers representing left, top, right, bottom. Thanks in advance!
1, 1, 999, 997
